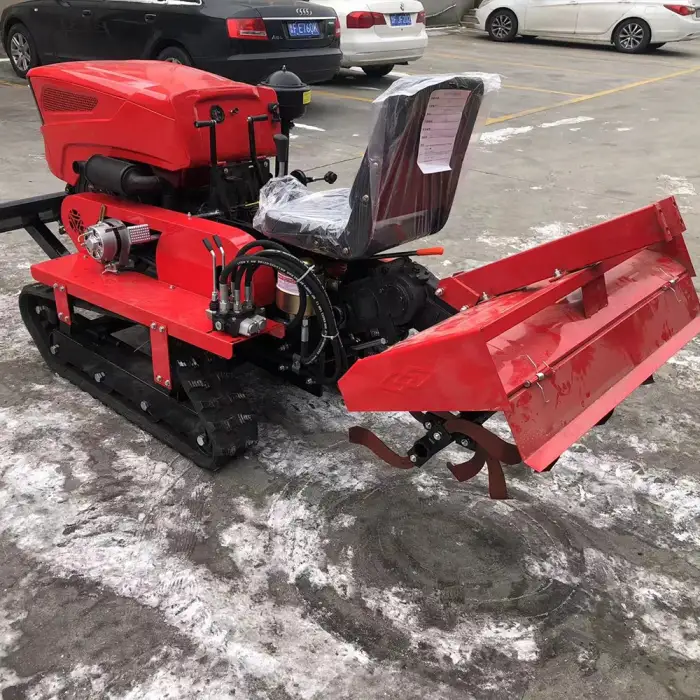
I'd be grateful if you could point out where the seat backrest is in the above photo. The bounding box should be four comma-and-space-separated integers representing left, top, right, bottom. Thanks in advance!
341, 74, 498, 259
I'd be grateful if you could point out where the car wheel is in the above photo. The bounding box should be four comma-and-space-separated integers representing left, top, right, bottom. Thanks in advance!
487, 9, 518, 42
7, 23, 39, 79
156, 46, 193, 66
613, 19, 651, 53
648, 42, 666, 50
362, 64, 394, 78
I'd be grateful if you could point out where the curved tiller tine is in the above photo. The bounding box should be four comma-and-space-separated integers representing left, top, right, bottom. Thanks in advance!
444, 418, 519, 499
348, 426, 416, 469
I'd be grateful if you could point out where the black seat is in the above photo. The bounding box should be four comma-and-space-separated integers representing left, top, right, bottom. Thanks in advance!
254, 74, 494, 260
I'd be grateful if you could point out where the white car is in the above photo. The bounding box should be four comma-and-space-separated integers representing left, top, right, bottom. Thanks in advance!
475, 0, 700, 52
323, 0, 428, 76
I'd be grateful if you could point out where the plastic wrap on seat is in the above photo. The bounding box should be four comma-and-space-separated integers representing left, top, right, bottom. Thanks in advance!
254, 176, 353, 253
254, 72, 501, 259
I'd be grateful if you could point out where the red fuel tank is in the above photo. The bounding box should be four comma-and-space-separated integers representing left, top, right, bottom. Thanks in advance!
28, 61, 280, 185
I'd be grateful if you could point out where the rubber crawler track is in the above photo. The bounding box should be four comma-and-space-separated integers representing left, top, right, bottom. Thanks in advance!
19, 282, 258, 470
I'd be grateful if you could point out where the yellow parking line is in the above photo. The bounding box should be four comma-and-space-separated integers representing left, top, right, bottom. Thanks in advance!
313, 89, 375, 103
431, 50, 642, 79
504, 83, 583, 96
486, 64, 700, 125
0, 79, 23, 88
315, 81, 582, 104
480, 45, 695, 71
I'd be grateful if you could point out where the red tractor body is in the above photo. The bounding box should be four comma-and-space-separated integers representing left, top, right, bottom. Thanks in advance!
3, 60, 698, 499
30, 61, 279, 184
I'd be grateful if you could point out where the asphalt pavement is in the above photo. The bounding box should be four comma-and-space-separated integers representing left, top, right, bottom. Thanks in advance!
1, 30, 700, 700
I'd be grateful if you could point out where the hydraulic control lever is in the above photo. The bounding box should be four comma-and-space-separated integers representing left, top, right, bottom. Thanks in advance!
290, 169, 337, 186
202, 238, 219, 314
194, 119, 219, 170
273, 134, 289, 177
247, 115, 269, 185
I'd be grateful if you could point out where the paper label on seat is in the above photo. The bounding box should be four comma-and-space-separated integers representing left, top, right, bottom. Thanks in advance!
417, 89, 471, 174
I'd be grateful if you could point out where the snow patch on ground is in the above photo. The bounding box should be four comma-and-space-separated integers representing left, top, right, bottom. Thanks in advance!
293, 123, 325, 132
514, 435, 700, 550
0, 402, 408, 699
667, 338, 700, 390
657, 175, 697, 197
27, 665, 108, 700
479, 126, 533, 145
584, 549, 700, 661
112, 666, 238, 700
540, 116, 594, 128
477, 221, 576, 252
479, 116, 595, 146
0, 294, 40, 362
410, 471, 449, 498
222, 494, 540, 669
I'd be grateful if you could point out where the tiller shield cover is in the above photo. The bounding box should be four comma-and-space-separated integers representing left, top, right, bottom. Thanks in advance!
339, 197, 700, 478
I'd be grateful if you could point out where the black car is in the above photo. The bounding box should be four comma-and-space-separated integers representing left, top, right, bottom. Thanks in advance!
0, 0, 341, 84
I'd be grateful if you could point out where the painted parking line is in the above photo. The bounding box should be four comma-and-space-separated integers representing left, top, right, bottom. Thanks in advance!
503, 83, 584, 96
488, 64, 700, 125
0, 79, 23, 88
313, 90, 375, 103
430, 50, 645, 80
460, 41, 698, 71
318, 63, 700, 125
315, 79, 583, 104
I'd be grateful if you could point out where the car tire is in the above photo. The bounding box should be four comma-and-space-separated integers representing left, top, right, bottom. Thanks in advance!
156, 46, 193, 66
612, 19, 651, 53
486, 9, 518, 42
648, 42, 666, 50
6, 23, 39, 79
362, 64, 394, 78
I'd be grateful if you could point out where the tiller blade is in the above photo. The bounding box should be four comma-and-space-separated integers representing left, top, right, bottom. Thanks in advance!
340, 197, 700, 496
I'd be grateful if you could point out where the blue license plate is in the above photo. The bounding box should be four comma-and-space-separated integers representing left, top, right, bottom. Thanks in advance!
288, 21, 321, 37
390, 13, 411, 26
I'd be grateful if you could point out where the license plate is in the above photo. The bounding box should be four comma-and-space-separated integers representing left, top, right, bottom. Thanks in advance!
696, 8, 700, 17
390, 13, 411, 26
288, 21, 320, 37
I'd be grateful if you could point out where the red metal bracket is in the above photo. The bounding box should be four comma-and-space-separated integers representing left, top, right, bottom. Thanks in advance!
149, 322, 172, 391
582, 274, 609, 318
53, 283, 71, 325
435, 277, 480, 311
655, 202, 674, 242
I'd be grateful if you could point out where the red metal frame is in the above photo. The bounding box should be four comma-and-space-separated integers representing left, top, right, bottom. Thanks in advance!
149, 322, 172, 390
61, 193, 276, 304
31, 254, 284, 360
339, 197, 700, 472
53, 283, 71, 325
436, 197, 691, 308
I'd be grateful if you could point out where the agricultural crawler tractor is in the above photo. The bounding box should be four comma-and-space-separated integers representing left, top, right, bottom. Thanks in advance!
2, 60, 698, 498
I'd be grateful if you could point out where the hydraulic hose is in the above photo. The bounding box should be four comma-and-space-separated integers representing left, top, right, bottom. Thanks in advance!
222, 253, 346, 380
241, 249, 308, 333
219, 240, 307, 332
219, 239, 289, 283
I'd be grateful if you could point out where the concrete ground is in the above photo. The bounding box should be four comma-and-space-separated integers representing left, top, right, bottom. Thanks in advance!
2, 30, 700, 700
